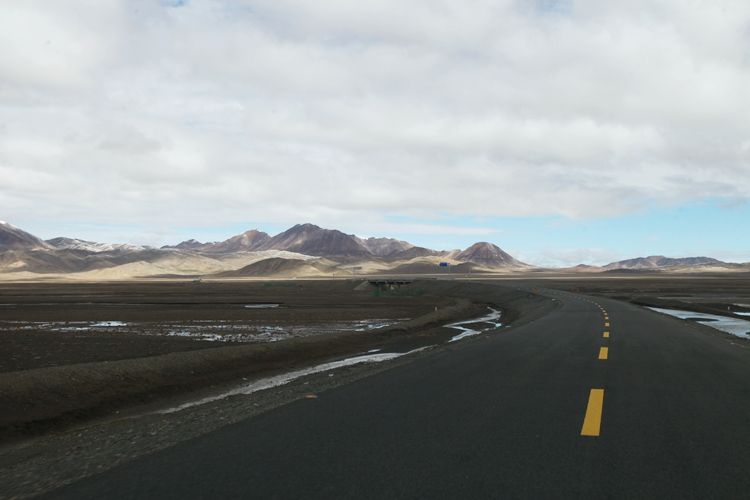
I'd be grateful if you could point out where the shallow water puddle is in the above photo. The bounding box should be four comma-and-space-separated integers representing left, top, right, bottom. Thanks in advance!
0, 318, 408, 343
648, 307, 750, 338
90, 321, 128, 327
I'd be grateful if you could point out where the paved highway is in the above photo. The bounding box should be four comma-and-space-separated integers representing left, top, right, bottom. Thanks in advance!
46, 290, 750, 499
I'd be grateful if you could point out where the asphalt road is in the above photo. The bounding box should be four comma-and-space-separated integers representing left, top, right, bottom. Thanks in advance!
45, 290, 750, 499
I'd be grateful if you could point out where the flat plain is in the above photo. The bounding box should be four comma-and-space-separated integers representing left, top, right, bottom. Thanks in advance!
2, 274, 750, 498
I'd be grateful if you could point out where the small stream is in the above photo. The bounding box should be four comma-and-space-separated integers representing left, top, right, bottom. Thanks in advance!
444, 308, 503, 342
159, 307, 507, 413
161, 346, 434, 413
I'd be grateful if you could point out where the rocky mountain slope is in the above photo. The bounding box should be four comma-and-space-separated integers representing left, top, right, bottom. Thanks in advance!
164, 230, 270, 253
3, 220, 745, 279
455, 242, 528, 268
215, 257, 333, 278
46, 237, 148, 253
254, 224, 371, 257
359, 237, 413, 257
0, 221, 49, 250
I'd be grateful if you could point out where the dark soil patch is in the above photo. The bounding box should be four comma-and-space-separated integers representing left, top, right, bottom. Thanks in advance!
0, 280, 555, 442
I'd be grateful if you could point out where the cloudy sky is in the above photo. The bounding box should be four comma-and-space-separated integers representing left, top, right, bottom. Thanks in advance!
1, 0, 749, 265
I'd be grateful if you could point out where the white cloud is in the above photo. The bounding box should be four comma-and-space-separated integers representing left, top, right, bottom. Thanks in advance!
1, 0, 750, 241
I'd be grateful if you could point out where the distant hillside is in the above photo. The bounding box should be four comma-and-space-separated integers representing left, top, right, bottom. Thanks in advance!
360, 237, 413, 256
0, 222, 533, 278
13, 219, 746, 279
386, 246, 439, 261
46, 237, 148, 253
165, 230, 270, 253
168, 239, 206, 251
0, 221, 49, 250
604, 256, 724, 270
256, 224, 371, 257
455, 242, 526, 268
203, 230, 270, 253
215, 257, 331, 277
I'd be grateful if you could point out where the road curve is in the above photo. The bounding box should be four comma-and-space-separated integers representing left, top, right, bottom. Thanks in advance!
44, 289, 750, 499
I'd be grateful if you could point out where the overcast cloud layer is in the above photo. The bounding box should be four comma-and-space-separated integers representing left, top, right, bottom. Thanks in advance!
1, 1, 749, 254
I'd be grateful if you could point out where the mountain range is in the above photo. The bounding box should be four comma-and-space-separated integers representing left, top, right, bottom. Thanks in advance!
162, 224, 423, 259
0, 220, 746, 280
602, 255, 724, 270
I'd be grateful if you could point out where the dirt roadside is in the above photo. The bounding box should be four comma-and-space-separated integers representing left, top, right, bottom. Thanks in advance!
0, 281, 555, 499
0, 280, 552, 443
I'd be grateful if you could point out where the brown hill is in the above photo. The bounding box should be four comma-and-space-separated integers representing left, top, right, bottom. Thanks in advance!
203, 230, 270, 253
166, 230, 270, 253
215, 257, 332, 278
0, 221, 49, 250
455, 242, 526, 268
604, 255, 725, 270
385, 246, 439, 261
256, 224, 371, 257
167, 239, 207, 251
360, 237, 413, 256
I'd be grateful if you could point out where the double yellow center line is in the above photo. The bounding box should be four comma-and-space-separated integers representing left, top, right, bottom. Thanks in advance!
581, 305, 610, 437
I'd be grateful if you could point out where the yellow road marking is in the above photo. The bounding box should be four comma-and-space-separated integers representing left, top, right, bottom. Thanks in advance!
598, 347, 608, 360
581, 389, 605, 436
603, 332, 610, 338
